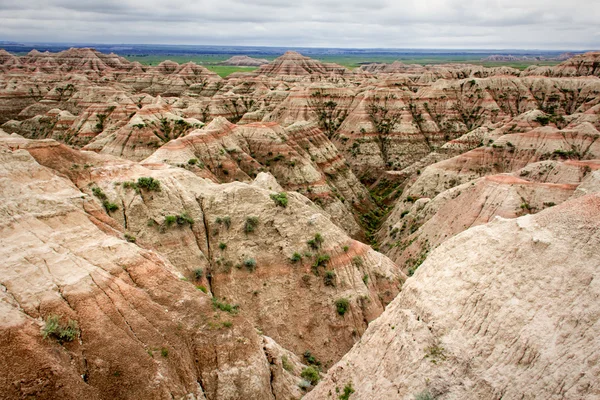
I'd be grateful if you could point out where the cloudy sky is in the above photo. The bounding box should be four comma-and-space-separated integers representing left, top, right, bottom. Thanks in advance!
1, 0, 599, 49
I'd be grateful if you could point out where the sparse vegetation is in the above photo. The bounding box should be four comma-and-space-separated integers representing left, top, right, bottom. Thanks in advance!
270, 192, 288, 207
339, 382, 355, 400
193, 268, 203, 280
137, 177, 161, 191
414, 389, 435, 400
303, 351, 321, 367
335, 298, 350, 316
281, 355, 294, 372
212, 297, 239, 314
161, 347, 169, 358
307, 233, 324, 250
124, 233, 136, 243
42, 315, 79, 343
215, 216, 232, 229
323, 270, 336, 286
244, 258, 257, 271
300, 366, 321, 386
291, 252, 302, 263
244, 216, 259, 233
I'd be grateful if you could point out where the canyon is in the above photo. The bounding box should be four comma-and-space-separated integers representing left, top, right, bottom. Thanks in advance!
1, 48, 599, 399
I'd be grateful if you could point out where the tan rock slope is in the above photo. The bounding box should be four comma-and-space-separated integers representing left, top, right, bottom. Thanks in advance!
0, 142, 305, 399
0, 134, 405, 386
307, 190, 600, 399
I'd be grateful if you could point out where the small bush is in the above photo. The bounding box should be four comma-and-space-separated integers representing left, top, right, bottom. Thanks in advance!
161, 347, 169, 358
339, 382, 355, 400
122, 181, 140, 193
137, 177, 161, 191
215, 216, 231, 229
188, 158, 198, 165
42, 315, 79, 343
212, 297, 239, 314
414, 389, 434, 400
219, 242, 227, 250
270, 192, 288, 208
324, 270, 336, 286
335, 298, 350, 316
244, 216, 259, 233
343, 245, 349, 252
535, 115, 551, 126
303, 351, 321, 367
362, 274, 369, 285
307, 233, 324, 250
103, 201, 118, 213
196, 285, 208, 293
290, 252, 302, 263
222, 321, 233, 328
244, 258, 257, 271
176, 213, 194, 225
281, 355, 294, 372
314, 254, 330, 268
193, 268, 203, 280
300, 366, 320, 386
91, 186, 107, 200
124, 233, 136, 243
164, 215, 177, 225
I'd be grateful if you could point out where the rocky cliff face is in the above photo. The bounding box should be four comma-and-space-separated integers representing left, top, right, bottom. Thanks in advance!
306, 189, 600, 399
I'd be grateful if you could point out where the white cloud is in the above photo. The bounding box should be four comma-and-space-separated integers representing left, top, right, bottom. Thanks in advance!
0, 0, 598, 49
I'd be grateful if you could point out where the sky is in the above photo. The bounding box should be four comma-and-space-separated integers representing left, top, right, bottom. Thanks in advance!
0, 0, 599, 49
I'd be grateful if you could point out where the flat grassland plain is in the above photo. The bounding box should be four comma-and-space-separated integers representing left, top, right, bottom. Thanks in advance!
4, 42, 569, 77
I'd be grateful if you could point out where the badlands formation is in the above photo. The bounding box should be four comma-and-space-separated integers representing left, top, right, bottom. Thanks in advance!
0, 48, 599, 399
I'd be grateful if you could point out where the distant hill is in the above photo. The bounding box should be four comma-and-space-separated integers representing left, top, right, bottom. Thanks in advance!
218, 55, 269, 66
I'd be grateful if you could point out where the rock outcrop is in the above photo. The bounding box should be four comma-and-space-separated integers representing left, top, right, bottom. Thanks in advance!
307, 190, 600, 399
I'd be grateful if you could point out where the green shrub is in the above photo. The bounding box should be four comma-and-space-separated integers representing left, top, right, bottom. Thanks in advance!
414, 389, 434, 400
222, 321, 233, 328
270, 192, 288, 208
290, 252, 302, 263
307, 233, 324, 250
188, 158, 198, 165
102, 201, 118, 213
137, 177, 161, 191
324, 270, 336, 286
212, 297, 239, 314
300, 366, 320, 386
193, 268, 203, 280
215, 216, 231, 229
164, 215, 177, 225
122, 181, 140, 193
244, 258, 257, 271
161, 347, 169, 358
339, 382, 355, 400
362, 274, 369, 285
335, 298, 350, 316
282, 355, 294, 372
535, 115, 551, 126
303, 351, 321, 367
91, 186, 107, 200
314, 254, 330, 268
124, 233, 136, 243
219, 242, 227, 250
176, 212, 194, 225
343, 245, 349, 252
244, 216, 259, 233
42, 315, 79, 343
196, 285, 207, 293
